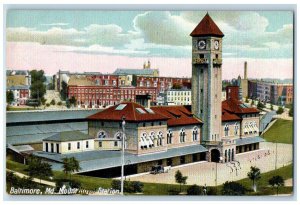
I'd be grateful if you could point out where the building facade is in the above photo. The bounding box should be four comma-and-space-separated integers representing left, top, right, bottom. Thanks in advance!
165, 89, 192, 105
6, 71, 31, 105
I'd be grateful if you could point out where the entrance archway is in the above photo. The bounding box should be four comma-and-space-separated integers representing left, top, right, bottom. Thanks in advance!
211, 149, 221, 163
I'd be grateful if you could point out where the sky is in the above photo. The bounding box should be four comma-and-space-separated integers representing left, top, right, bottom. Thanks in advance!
5, 10, 294, 79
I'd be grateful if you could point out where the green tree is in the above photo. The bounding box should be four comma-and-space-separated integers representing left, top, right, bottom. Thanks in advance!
276, 106, 284, 115
175, 170, 188, 193
288, 105, 293, 117
62, 157, 81, 180
251, 100, 254, 106
6, 171, 17, 188
27, 156, 53, 184
247, 166, 261, 192
257, 101, 265, 110
69, 96, 77, 107
270, 104, 274, 111
50, 99, 56, 105
269, 175, 284, 195
60, 81, 68, 100
222, 181, 246, 195
245, 97, 249, 103
6, 90, 14, 105
30, 70, 47, 106
187, 184, 201, 195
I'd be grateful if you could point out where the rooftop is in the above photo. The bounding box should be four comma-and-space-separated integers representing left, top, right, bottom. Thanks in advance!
6, 75, 28, 87
113, 68, 158, 76
222, 98, 260, 115
7, 109, 100, 124
190, 13, 224, 37
87, 102, 169, 122
151, 106, 202, 127
33, 144, 208, 173
44, 131, 94, 142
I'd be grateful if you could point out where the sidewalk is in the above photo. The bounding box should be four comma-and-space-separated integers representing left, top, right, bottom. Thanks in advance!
6, 169, 56, 187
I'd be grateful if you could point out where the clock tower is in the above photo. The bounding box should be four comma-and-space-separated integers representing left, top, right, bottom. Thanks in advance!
190, 13, 224, 159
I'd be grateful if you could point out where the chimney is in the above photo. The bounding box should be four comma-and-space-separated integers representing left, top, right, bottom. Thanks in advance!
226, 86, 239, 101
244, 61, 248, 80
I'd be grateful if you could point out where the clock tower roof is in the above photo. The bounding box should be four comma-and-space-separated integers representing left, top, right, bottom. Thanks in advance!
190, 13, 224, 38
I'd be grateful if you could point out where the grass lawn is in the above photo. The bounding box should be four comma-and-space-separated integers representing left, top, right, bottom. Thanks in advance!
6, 160, 293, 195
7, 107, 38, 111
234, 163, 293, 195
263, 119, 293, 144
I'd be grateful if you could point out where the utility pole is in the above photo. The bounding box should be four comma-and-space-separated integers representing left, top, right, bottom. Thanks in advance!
120, 116, 126, 195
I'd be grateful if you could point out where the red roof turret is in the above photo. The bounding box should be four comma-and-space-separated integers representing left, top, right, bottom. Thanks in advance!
190, 13, 224, 37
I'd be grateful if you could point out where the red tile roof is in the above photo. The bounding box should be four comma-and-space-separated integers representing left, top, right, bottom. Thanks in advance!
87, 102, 169, 122
151, 106, 202, 127
190, 13, 224, 37
222, 98, 260, 114
222, 108, 242, 122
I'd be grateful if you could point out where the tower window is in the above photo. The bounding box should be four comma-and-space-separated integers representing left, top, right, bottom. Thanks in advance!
200, 54, 204, 58
216, 54, 219, 59
200, 69, 203, 73
201, 89, 203, 93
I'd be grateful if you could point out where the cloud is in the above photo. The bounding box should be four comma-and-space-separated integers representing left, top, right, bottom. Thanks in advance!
6, 11, 293, 58
41, 23, 69, 26
133, 11, 194, 46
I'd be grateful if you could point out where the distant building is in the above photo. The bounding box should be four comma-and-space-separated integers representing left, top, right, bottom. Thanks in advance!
248, 79, 293, 105
113, 61, 159, 77
134, 76, 191, 94
165, 88, 191, 105
6, 70, 31, 105
67, 75, 157, 108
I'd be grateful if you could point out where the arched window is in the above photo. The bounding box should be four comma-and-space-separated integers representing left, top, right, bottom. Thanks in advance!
228, 149, 231, 162
225, 150, 227, 162
253, 121, 258, 134
234, 123, 239, 136
180, 128, 186, 143
232, 148, 234, 161
149, 131, 155, 148
244, 122, 249, 135
167, 129, 173, 144
98, 130, 107, 138
249, 122, 253, 134
224, 124, 229, 136
140, 132, 148, 149
192, 127, 198, 141
157, 131, 163, 146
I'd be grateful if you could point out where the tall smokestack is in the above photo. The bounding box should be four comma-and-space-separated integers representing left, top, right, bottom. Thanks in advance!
244, 61, 248, 80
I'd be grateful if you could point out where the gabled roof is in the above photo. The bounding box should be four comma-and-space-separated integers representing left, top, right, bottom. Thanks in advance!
222, 108, 242, 122
222, 98, 260, 114
190, 13, 224, 37
151, 106, 202, 127
44, 131, 94, 142
87, 102, 169, 122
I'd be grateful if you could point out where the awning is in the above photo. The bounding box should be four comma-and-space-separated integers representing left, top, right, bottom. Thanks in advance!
236, 136, 265, 146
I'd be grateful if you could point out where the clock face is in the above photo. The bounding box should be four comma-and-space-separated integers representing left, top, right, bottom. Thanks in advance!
214, 40, 219, 50
198, 40, 206, 50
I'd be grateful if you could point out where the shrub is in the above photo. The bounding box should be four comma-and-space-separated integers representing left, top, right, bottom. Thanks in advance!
111, 180, 143, 193
55, 179, 81, 192
288, 106, 293, 117
131, 181, 144, 193
50, 99, 56, 105
57, 101, 62, 106
46, 103, 50, 107
168, 188, 180, 195
222, 181, 246, 195
276, 106, 284, 114
187, 184, 202, 195
207, 187, 218, 195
